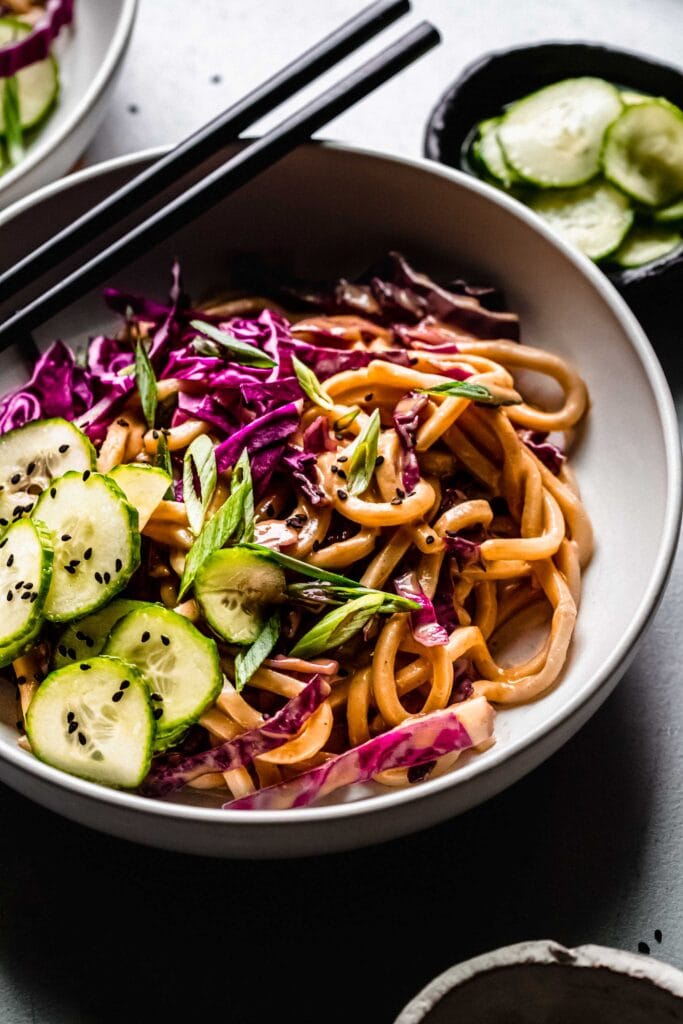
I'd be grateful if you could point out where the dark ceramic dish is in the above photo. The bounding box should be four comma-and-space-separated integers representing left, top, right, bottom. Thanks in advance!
424, 41, 683, 297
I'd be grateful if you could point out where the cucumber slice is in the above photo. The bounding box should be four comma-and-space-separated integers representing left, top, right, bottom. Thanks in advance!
26, 656, 154, 789
0, 518, 53, 667
611, 225, 683, 267
529, 179, 633, 260
0, 18, 59, 133
498, 77, 623, 187
653, 197, 683, 223
107, 464, 172, 529
32, 471, 141, 623
603, 100, 683, 207
194, 548, 286, 645
103, 605, 222, 750
0, 417, 95, 529
53, 598, 157, 669
475, 117, 521, 188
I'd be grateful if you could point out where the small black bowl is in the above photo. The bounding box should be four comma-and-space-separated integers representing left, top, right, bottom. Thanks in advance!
423, 41, 683, 298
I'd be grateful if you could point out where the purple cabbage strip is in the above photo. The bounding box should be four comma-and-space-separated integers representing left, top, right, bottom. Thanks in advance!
393, 391, 427, 493
176, 391, 239, 434
444, 535, 482, 570
143, 675, 331, 798
214, 400, 301, 474
394, 570, 449, 647
519, 430, 565, 476
452, 658, 475, 703
303, 415, 334, 454
0, 340, 92, 433
0, 0, 74, 78
225, 696, 494, 810
281, 446, 329, 506
240, 377, 301, 416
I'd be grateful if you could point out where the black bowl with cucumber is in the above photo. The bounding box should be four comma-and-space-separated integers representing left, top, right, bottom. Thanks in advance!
424, 42, 683, 295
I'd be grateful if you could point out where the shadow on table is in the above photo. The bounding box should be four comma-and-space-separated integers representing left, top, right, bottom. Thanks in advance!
0, 662, 654, 1024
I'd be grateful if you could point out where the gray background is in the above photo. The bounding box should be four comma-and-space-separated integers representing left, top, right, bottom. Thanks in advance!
2, 1, 683, 1021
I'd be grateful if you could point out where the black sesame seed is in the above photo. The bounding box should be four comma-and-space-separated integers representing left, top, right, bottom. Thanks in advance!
426, 535, 435, 545
364, 393, 374, 402
30, 592, 38, 603
117, 418, 129, 427
58, 644, 67, 656
61, 534, 71, 542
151, 693, 163, 702
26, 462, 36, 475
115, 559, 122, 572
21, 592, 31, 601
82, 470, 91, 482
141, 631, 151, 643
78, 732, 87, 745
58, 444, 70, 454
64, 565, 76, 575
152, 430, 159, 439
390, 497, 402, 505
375, 455, 385, 467
76, 631, 86, 641
70, 559, 81, 568
15, 675, 26, 685
94, 572, 103, 584
112, 691, 123, 703
396, 488, 405, 499
153, 708, 163, 720
67, 711, 75, 722
79, 663, 92, 671
0, 519, 7, 527
7, 553, 14, 567
67, 648, 77, 660
50, 488, 56, 499
337, 489, 348, 501
161, 635, 170, 646
337, 455, 348, 463
23, 502, 33, 514
119, 680, 130, 690
85, 636, 95, 648
23, 582, 33, 589
6, 591, 13, 602
638, 942, 650, 955
84, 548, 92, 560
103, 572, 111, 584
655, 929, 662, 943
336, 469, 347, 480
12, 506, 23, 519
10, 474, 21, 485
330, 465, 338, 475
0, 539, 5, 548
68, 721, 78, 734
312, 539, 321, 552
14, 581, 23, 589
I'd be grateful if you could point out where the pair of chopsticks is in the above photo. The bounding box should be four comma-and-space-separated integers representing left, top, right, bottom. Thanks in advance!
0, 0, 439, 355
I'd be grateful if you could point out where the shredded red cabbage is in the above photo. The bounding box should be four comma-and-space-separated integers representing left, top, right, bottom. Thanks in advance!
394, 570, 449, 646
281, 446, 329, 506
225, 696, 494, 810
393, 391, 428, 493
0, 0, 74, 78
143, 675, 330, 797
214, 401, 302, 475
0, 341, 92, 434
444, 535, 482, 570
519, 430, 565, 475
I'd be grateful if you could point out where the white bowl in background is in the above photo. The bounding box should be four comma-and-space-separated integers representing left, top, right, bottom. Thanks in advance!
0, 0, 137, 209
0, 143, 679, 857
394, 940, 683, 1023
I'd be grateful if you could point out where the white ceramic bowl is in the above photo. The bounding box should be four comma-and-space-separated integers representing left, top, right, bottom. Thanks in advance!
0, 143, 679, 857
0, 0, 137, 210
394, 940, 683, 1022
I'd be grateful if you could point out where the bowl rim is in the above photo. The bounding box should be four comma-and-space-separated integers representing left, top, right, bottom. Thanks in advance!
0, 141, 680, 828
393, 939, 683, 1022
0, 0, 139, 199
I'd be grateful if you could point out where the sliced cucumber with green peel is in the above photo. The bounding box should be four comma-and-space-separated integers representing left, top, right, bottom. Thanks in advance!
0, 417, 95, 529
103, 605, 222, 750
0, 18, 59, 133
654, 197, 683, 223
611, 225, 683, 267
26, 656, 154, 789
107, 464, 172, 529
529, 179, 633, 260
0, 518, 53, 667
603, 100, 683, 207
194, 548, 286, 645
33, 471, 140, 623
474, 117, 521, 188
498, 77, 623, 187
53, 598, 158, 669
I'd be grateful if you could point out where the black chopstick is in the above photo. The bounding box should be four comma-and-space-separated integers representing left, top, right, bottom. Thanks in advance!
0, 20, 440, 355
0, 0, 410, 306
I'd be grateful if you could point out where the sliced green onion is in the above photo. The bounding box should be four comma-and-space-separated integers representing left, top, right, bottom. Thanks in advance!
417, 380, 521, 406
291, 355, 334, 410
235, 611, 280, 692
345, 408, 381, 496
290, 593, 385, 658
134, 341, 157, 429
183, 434, 217, 536
190, 319, 277, 369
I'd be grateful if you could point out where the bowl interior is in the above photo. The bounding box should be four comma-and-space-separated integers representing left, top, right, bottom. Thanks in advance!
0, 145, 678, 845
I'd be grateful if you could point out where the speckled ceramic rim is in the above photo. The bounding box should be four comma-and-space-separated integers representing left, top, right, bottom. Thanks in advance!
0, 142, 680, 831
393, 940, 683, 1022
0, 0, 138, 199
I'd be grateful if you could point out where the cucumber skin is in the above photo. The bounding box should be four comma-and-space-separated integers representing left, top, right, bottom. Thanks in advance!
26, 655, 154, 790
33, 472, 142, 624
0, 17, 60, 134
0, 518, 53, 668
102, 606, 223, 752
0, 417, 96, 467
52, 599, 160, 669
602, 101, 683, 207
